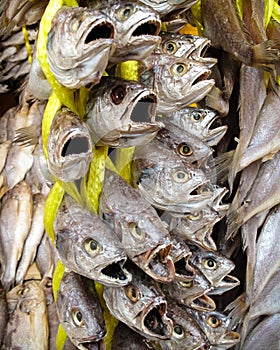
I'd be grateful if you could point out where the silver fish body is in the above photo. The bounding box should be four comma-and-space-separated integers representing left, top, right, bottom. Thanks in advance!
155, 32, 217, 68
139, 53, 215, 114
96, 1, 161, 63
103, 263, 173, 340
47, 6, 116, 89
162, 107, 227, 147
48, 107, 93, 182
54, 195, 132, 287
3, 280, 49, 350
99, 169, 175, 283
85, 76, 163, 147
132, 141, 212, 213
190, 310, 240, 349
56, 271, 106, 348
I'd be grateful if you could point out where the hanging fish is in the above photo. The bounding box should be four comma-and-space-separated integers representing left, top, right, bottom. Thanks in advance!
99, 169, 175, 283
139, 53, 215, 114
111, 322, 150, 350
54, 195, 132, 287
89, 0, 161, 63
103, 262, 173, 340
47, 107, 93, 182
132, 141, 212, 214
189, 309, 240, 349
56, 271, 106, 349
47, 6, 116, 89
155, 32, 217, 68
162, 107, 227, 147
137, 0, 199, 17
85, 76, 163, 147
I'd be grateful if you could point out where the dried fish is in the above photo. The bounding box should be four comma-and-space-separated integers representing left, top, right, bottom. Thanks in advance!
85, 76, 162, 147
103, 262, 173, 340
111, 322, 149, 350
99, 169, 175, 283
138, 0, 198, 16
56, 271, 106, 349
54, 194, 132, 287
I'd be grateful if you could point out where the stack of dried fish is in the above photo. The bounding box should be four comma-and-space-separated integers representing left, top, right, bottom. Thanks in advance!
0, 0, 280, 349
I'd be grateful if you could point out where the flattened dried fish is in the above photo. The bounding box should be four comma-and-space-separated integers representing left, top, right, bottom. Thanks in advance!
56, 271, 106, 349
47, 6, 116, 89
85, 76, 162, 147
99, 169, 175, 283
54, 195, 132, 287
103, 262, 173, 340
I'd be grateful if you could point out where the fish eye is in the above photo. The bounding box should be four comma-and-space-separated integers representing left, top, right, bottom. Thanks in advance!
72, 309, 83, 327
203, 258, 217, 270
118, 5, 133, 21
17, 287, 30, 295
173, 324, 185, 339
187, 212, 202, 221
179, 280, 193, 288
177, 143, 193, 156
128, 223, 144, 240
163, 41, 177, 54
191, 111, 204, 122
172, 63, 188, 76
125, 284, 139, 303
207, 315, 221, 328
83, 238, 100, 256
173, 170, 189, 183
111, 85, 127, 105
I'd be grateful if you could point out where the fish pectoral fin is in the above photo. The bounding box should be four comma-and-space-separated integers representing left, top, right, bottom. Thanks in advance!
13, 125, 39, 146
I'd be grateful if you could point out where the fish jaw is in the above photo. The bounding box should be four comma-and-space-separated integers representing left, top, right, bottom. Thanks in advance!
209, 275, 240, 295
98, 259, 133, 287
190, 293, 216, 312
134, 242, 175, 283
140, 298, 173, 340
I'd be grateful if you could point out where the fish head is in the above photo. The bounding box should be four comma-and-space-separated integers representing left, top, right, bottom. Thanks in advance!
155, 121, 213, 166
85, 77, 163, 147
140, 55, 215, 113
194, 310, 240, 348
48, 108, 93, 182
105, 1, 161, 62
190, 247, 236, 288
168, 107, 228, 146
56, 272, 106, 346
103, 265, 173, 340
55, 196, 132, 287
47, 7, 116, 88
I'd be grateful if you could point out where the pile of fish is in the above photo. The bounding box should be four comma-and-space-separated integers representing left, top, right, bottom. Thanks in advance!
0, 0, 280, 349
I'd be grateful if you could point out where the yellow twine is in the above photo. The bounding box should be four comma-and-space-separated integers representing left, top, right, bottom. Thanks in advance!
21, 25, 33, 64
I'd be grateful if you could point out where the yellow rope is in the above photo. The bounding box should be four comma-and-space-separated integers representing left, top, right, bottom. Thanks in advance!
21, 25, 33, 64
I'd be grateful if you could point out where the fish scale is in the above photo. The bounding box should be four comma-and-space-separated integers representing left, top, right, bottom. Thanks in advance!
1, 0, 280, 350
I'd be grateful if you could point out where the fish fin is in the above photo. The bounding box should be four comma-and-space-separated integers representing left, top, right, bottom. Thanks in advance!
13, 125, 39, 146
225, 292, 249, 326
226, 209, 240, 240
208, 150, 235, 184
253, 40, 280, 63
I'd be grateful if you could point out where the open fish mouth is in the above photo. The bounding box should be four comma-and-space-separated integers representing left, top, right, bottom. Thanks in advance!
190, 294, 216, 312
131, 18, 161, 37
173, 255, 196, 281
83, 20, 115, 44
142, 301, 173, 339
192, 68, 212, 86
193, 37, 217, 68
221, 330, 241, 345
129, 91, 158, 124
137, 243, 175, 283
205, 117, 228, 146
209, 275, 240, 295
100, 259, 132, 286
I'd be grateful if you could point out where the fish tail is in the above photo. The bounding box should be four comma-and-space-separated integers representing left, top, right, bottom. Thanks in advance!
13, 125, 39, 146
209, 150, 235, 184
225, 292, 249, 326
225, 209, 240, 240
253, 39, 280, 63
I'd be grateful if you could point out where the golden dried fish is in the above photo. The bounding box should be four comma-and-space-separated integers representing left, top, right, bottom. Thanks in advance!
201, 0, 280, 67
85, 76, 162, 147
103, 262, 173, 340
139, 53, 215, 114
162, 107, 227, 147
150, 300, 209, 350
56, 271, 106, 349
155, 120, 213, 166
132, 141, 212, 214
15, 193, 46, 284
155, 32, 217, 68
47, 6, 116, 89
163, 269, 216, 312
0, 180, 32, 290
3, 280, 49, 350
190, 310, 240, 349
189, 245, 240, 295
92, 0, 161, 63
48, 107, 93, 182
54, 195, 132, 287
99, 169, 175, 283
35, 233, 57, 280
